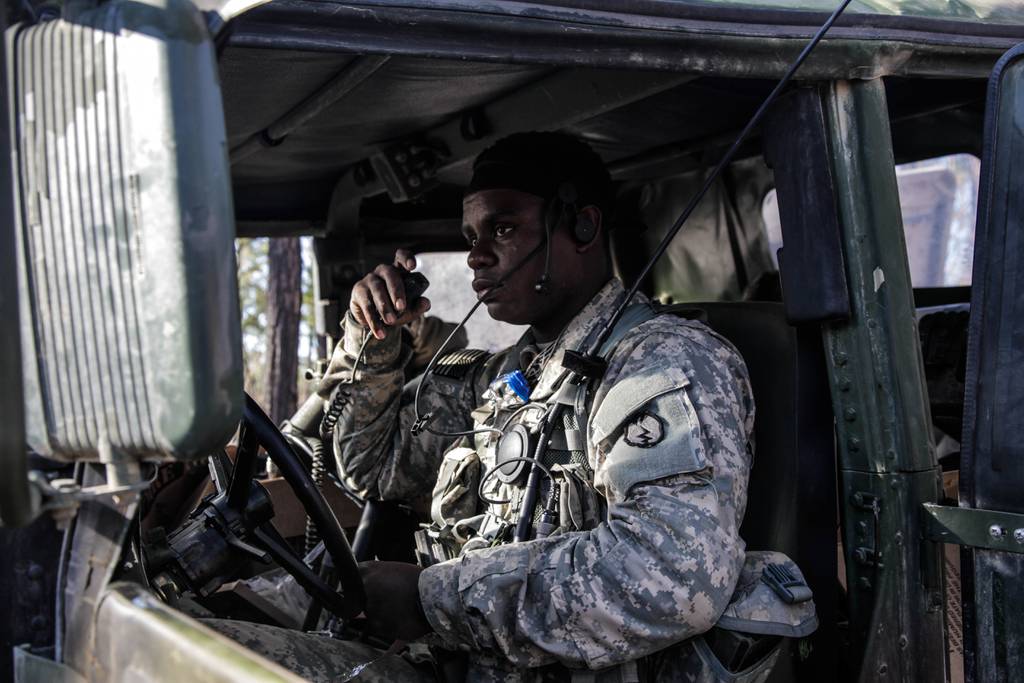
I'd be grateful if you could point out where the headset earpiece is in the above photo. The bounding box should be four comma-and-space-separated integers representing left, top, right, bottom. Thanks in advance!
555, 181, 597, 244
573, 213, 597, 244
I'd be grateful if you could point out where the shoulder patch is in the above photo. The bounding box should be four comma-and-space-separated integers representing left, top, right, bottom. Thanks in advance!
431, 349, 490, 381
591, 365, 689, 444
624, 411, 665, 448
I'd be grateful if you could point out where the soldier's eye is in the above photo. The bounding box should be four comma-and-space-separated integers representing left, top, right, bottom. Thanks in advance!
494, 223, 515, 238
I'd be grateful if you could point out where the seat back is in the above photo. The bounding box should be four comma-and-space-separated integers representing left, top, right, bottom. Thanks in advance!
662, 301, 837, 677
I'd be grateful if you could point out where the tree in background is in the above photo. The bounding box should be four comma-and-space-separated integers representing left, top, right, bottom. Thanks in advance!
265, 237, 302, 423
237, 237, 325, 417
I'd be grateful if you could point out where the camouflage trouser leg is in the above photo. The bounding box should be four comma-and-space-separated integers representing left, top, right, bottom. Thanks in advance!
202, 619, 434, 682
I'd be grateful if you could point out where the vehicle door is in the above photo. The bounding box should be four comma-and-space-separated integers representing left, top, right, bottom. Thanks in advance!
958, 41, 1024, 683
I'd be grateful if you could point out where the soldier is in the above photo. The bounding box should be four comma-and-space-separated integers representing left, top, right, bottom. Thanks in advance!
314, 132, 808, 681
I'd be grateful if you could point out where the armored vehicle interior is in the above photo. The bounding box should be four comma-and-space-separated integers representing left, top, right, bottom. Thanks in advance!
3, 1, 1024, 682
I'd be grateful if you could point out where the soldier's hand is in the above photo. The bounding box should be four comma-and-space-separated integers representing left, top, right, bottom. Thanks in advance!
350, 249, 431, 340
358, 560, 432, 643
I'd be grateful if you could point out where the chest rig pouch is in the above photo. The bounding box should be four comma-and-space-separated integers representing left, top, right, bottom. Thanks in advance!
530, 378, 604, 536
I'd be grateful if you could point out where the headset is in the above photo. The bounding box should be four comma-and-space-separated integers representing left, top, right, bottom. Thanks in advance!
557, 181, 598, 245
534, 180, 599, 292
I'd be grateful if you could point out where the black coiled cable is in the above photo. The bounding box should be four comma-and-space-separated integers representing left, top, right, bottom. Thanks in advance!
304, 332, 366, 554
320, 386, 351, 442
304, 438, 327, 555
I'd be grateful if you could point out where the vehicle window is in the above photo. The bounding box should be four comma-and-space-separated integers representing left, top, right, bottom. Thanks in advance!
762, 153, 980, 287
415, 251, 528, 351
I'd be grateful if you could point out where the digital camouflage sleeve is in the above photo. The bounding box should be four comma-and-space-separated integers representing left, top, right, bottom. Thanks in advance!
418, 318, 754, 671
317, 312, 485, 503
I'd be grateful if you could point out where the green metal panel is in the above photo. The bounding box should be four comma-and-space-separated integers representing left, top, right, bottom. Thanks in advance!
922, 503, 1024, 554
13, 645, 87, 683
819, 79, 947, 683
90, 583, 303, 682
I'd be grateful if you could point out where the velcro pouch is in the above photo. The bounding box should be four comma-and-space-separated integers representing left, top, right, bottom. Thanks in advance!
554, 463, 605, 533
717, 551, 818, 638
679, 552, 817, 683
430, 446, 481, 530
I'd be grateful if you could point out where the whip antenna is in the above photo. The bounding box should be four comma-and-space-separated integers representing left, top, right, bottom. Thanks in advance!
567, 0, 856, 376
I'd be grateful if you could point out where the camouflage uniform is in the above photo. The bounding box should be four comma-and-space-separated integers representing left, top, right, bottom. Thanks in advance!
407, 314, 469, 378
319, 279, 811, 681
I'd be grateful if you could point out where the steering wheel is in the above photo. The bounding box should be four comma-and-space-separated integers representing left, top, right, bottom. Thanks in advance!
216, 393, 365, 620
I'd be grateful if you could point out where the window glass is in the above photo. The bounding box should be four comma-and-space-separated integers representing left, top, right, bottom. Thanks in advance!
414, 251, 528, 351
761, 153, 980, 287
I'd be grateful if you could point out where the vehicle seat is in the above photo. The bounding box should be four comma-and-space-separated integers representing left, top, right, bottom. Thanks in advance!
660, 301, 837, 677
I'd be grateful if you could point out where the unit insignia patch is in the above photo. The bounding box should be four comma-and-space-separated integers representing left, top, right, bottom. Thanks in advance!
624, 411, 665, 448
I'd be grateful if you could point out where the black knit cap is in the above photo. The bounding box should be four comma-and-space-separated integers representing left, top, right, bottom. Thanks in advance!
466, 132, 612, 217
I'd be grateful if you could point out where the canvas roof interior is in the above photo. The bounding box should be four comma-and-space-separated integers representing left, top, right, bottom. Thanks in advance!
220, 46, 988, 241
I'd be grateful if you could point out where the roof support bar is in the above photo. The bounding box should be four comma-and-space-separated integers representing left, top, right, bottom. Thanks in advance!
230, 55, 390, 164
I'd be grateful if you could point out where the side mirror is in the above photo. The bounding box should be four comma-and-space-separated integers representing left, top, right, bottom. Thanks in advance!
2, 0, 243, 525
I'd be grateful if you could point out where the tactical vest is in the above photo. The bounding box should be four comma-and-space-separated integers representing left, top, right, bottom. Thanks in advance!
417, 304, 657, 565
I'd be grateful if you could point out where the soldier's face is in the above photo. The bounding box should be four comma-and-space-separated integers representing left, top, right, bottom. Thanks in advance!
462, 189, 581, 327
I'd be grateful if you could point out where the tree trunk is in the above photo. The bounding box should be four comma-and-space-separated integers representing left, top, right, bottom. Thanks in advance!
265, 237, 302, 424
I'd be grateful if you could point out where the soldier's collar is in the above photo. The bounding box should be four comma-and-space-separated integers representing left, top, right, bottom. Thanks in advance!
530, 279, 645, 396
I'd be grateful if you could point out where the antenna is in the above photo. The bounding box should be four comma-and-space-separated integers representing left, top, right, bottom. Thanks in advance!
567, 0, 856, 377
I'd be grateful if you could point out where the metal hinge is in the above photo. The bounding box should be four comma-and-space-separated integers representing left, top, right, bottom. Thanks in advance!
921, 503, 1024, 554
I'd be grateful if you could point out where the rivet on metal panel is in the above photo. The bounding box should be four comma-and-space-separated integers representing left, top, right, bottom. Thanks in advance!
989, 524, 1005, 539
844, 408, 857, 422
1014, 528, 1024, 543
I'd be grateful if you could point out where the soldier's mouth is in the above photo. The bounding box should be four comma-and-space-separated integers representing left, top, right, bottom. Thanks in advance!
472, 278, 502, 300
